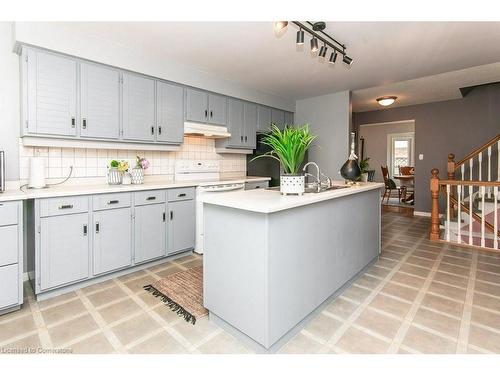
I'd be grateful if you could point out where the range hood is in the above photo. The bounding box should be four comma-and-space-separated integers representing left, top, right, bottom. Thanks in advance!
184, 122, 231, 138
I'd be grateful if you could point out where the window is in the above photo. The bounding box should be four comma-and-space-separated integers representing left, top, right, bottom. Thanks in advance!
388, 133, 414, 176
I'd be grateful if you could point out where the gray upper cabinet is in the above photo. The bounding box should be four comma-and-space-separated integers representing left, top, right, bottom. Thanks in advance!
40, 213, 90, 291
80, 63, 121, 139
284, 111, 294, 126
134, 203, 167, 264
257, 105, 272, 132
208, 94, 227, 126
271, 108, 285, 129
168, 199, 195, 255
24, 48, 78, 137
93, 207, 133, 275
185, 88, 208, 123
156, 81, 184, 144
122, 73, 156, 142
243, 102, 257, 149
226, 98, 245, 148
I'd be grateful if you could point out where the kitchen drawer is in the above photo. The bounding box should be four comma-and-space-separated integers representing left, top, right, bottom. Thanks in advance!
93, 193, 131, 211
245, 180, 269, 190
167, 187, 195, 202
134, 190, 166, 206
0, 201, 19, 226
40, 196, 89, 217
0, 264, 19, 309
0, 225, 18, 266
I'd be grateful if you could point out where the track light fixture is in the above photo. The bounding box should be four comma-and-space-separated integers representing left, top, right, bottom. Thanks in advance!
296, 28, 304, 45
319, 44, 327, 58
273, 21, 353, 70
329, 51, 337, 64
310, 37, 319, 52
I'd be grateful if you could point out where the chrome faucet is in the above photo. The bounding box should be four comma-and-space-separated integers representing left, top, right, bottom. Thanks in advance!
303, 162, 332, 189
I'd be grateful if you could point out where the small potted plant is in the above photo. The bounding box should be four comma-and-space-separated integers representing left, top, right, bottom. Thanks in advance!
359, 157, 370, 182
252, 124, 315, 195
131, 155, 149, 184
108, 160, 129, 185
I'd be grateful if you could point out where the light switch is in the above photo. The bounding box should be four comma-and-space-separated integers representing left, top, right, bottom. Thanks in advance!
419, 154, 424, 160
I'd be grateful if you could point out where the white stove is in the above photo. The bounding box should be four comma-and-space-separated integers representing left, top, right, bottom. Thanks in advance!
175, 161, 245, 254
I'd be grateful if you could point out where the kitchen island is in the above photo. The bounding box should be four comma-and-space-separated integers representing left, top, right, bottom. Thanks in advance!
202, 182, 384, 352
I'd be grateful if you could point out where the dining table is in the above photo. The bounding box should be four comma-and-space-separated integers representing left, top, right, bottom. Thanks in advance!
394, 174, 414, 204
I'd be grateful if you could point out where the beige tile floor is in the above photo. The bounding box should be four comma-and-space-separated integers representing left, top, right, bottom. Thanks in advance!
1, 212, 500, 354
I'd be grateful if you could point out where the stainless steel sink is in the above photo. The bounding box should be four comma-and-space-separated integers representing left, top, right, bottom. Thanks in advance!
304, 184, 350, 194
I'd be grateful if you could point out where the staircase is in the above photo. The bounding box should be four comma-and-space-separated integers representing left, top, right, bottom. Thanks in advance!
430, 134, 500, 251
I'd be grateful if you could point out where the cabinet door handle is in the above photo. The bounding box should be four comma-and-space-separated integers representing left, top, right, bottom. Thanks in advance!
205, 109, 208, 118
178, 193, 186, 198
71, 116, 76, 128
83, 224, 88, 236
146, 196, 156, 201
245, 135, 248, 142
240, 136, 243, 142
95, 222, 100, 234
158, 126, 162, 135
163, 212, 166, 222
151, 126, 155, 135
82, 118, 87, 129
107, 200, 119, 205
170, 211, 173, 220
59, 204, 74, 210
210, 110, 213, 118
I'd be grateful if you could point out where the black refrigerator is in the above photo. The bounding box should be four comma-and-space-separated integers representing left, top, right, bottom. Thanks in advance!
247, 134, 307, 187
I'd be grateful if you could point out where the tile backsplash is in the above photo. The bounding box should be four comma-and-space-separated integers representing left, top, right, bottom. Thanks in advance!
19, 136, 247, 182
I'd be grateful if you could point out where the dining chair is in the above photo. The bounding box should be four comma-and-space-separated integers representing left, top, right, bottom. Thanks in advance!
381, 165, 406, 203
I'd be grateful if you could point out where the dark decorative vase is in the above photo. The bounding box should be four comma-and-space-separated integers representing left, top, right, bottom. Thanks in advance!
340, 158, 361, 181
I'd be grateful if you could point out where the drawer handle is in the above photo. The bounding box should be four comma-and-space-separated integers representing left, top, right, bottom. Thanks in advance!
178, 193, 186, 198
59, 204, 74, 210
158, 126, 162, 135
210, 110, 213, 118
146, 196, 156, 201
163, 212, 166, 222
83, 224, 88, 236
95, 222, 100, 234
151, 126, 155, 135
71, 116, 76, 128
170, 211, 173, 220
82, 118, 87, 129
205, 109, 208, 118
107, 200, 119, 205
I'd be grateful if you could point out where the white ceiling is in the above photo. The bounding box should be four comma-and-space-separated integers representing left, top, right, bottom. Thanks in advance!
47, 22, 500, 110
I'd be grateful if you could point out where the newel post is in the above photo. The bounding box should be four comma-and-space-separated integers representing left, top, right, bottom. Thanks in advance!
447, 153, 456, 217
430, 168, 440, 241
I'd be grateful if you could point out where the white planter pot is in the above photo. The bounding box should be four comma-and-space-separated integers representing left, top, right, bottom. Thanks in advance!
131, 168, 144, 184
360, 173, 368, 182
280, 175, 305, 196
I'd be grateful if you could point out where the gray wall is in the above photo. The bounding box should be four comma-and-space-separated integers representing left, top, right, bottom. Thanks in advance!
354, 84, 500, 213
0, 22, 20, 181
359, 121, 415, 183
295, 91, 351, 179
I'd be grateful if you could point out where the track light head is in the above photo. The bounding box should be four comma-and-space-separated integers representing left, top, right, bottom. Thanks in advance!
274, 21, 288, 32
296, 29, 304, 45
343, 55, 353, 66
329, 51, 338, 64
310, 37, 319, 53
319, 45, 327, 58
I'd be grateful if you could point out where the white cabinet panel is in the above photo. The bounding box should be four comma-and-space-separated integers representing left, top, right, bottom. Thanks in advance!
156, 82, 184, 144
80, 63, 121, 139
185, 88, 208, 123
134, 203, 167, 263
208, 94, 227, 126
0, 265, 19, 309
25, 49, 77, 136
122, 73, 156, 141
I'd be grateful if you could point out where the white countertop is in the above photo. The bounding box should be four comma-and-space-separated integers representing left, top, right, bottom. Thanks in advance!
0, 176, 270, 202
201, 182, 385, 213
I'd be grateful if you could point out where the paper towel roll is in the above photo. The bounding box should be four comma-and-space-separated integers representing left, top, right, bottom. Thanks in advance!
29, 157, 47, 189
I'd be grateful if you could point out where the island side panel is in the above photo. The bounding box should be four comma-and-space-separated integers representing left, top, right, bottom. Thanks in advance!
203, 204, 269, 346
267, 188, 381, 345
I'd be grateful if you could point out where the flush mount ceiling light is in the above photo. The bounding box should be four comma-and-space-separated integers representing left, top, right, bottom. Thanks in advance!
274, 21, 354, 70
376, 96, 397, 106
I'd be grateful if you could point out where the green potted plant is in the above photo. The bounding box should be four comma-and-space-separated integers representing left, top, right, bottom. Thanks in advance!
107, 160, 129, 185
359, 157, 370, 182
252, 124, 316, 195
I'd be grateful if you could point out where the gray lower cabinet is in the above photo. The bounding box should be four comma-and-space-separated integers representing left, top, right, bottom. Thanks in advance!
122, 73, 156, 142
0, 201, 23, 313
168, 199, 195, 255
40, 213, 90, 290
134, 203, 167, 263
93, 207, 133, 275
